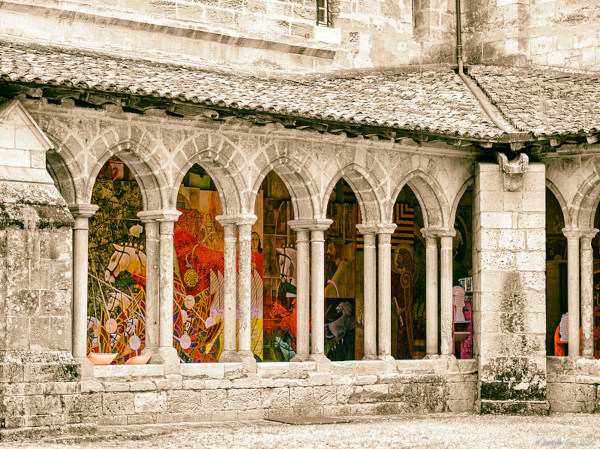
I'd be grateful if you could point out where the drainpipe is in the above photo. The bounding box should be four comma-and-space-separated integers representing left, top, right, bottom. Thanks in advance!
455, 0, 514, 134
456, 0, 464, 74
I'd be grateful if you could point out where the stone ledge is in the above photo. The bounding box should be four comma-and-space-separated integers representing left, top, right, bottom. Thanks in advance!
0, 423, 96, 442
479, 399, 550, 415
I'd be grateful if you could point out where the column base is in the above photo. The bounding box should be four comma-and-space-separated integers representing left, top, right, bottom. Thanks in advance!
423, 354, 440, 359
219, 350, 242, 363
309, 353, 331, 371
237, 350, 257, 372
290, 353, 311, 363
377, 355, 396, 363
362, 354, 379, 361
152, 347, 181, 374
75, 356, 95, 378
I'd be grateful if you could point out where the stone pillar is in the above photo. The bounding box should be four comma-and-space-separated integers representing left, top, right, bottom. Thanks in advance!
288, 221, 311, 362
69, 204, 99, 376
421, 228, 439, 357
563, 228, 581, 360
356, 224, 378, 360
215, 216, 239, 362
137, 212, 160, 360
157, 210, 182, 368
439, 230, 455, 357
0, 100, 79, 429
309, 219, 333, 363
377, 223, 397, 360
236, 214, 257, 366
580, 229, 598, 359
474, 157, 548, 414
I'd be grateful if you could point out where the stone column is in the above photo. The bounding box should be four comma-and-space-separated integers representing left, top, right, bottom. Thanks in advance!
69, 204, 99, 376
580, 229, 598, 359
421, 228, 439, 357
157, 210, 182, 368
236, 214, 257, 365
377, 223, 397, 360
137, 211, 161, 360
563, 228, 581, 359
309, 219, 333, 363
288, 221, 311, 362
439, 229, 456, 357
215, 216, 239, 362
356, 224, 378, 360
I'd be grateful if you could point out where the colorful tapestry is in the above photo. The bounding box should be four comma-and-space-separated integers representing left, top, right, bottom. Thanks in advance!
87, 158, 146, 364
262, 196, 297, 362
174, 187, 264, 362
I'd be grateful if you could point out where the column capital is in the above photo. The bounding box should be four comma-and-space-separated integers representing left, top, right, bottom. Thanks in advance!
580, 228, 599, 243
138, 209, 182, 223
69, 204, 99, 219
562, 227, 583, 240
216, 214, 257, 227
288, 218, 332, 232
376, 223, 397, 235
420, 227, 440, 240
355, 223, 379, 235
436, 228, 456, 239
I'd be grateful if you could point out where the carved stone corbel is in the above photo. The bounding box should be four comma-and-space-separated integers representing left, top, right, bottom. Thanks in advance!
496, 152, 529, 192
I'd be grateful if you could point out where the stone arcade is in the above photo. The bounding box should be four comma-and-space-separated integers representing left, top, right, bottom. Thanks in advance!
1, 0, 600, 439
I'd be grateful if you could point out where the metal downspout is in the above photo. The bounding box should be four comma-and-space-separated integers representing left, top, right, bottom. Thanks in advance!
455, 0, 516, 134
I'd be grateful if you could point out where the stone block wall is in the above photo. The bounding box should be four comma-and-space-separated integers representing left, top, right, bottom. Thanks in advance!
463, 0, 600, 70
78, 360, 477, 427
473, 161, 549, 414
0, 0, 454, 70
0, 101, 83, 436
547, 357, 600, 413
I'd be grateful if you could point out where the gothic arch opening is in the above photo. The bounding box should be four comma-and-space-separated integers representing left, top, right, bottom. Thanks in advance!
172, 163, 232, 363
323, 178, 360, 360
451, 186, 473, 360
259, 171, 298, 362
391, 185, 426, 360
546, 187, 568, 356
87, 156, 147, 364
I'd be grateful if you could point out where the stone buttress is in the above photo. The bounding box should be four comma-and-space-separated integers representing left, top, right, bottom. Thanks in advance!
473, 155, 549, 414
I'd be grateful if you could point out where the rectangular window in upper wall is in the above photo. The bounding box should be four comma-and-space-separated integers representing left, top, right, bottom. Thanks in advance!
316, 0, 331, 26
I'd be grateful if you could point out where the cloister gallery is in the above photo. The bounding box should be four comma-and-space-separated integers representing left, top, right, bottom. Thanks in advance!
2, 39, 600, 434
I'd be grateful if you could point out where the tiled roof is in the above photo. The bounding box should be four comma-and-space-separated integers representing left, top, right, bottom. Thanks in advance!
469, 66, 600, 138
0, 42, 504, 139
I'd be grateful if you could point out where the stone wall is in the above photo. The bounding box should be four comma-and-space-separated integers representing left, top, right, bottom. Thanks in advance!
463, 0, 600, 70
473, 160, 549, 414
76, 360, 477, 426
0, 0, 454, 70
0, 101, 82, 435
547, 357, 600, 413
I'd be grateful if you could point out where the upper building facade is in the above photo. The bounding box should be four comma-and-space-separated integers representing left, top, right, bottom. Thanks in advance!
1, 0, 598, 70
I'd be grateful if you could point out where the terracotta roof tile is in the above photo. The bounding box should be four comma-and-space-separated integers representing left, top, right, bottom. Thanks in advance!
0, 42, 503, 139
469, 65, 600, 137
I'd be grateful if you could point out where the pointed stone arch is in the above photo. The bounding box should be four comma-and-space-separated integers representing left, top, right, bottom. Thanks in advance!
322, 164, 383, 224
87, 141, 166, 211
391, 169, 448, 229
250, 155, 319, 220
546, 178, 571, 229
170, 134, 243, 215
44, 132, 86, 206
572, 172, 600, 230
449, 177, 474, 229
